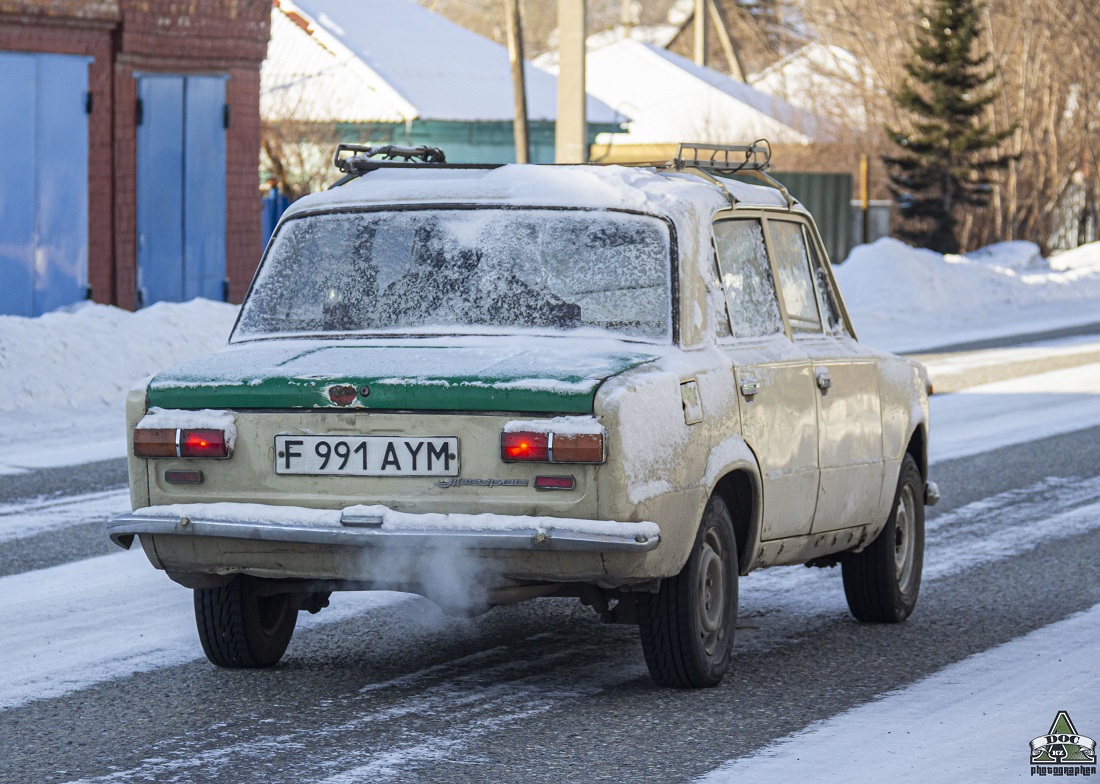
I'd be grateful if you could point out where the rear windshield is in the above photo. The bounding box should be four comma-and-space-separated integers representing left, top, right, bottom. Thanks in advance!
234, 208, 673, 342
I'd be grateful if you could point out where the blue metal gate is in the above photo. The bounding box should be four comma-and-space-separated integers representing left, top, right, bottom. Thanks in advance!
0, 51, 90, 317
261, 186, 290, 248
135, 74, 227, 307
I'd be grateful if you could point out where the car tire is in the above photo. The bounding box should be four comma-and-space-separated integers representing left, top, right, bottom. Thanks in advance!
842, 453, 924, 623
638, 495, 738, 688
194, 575, 298, 668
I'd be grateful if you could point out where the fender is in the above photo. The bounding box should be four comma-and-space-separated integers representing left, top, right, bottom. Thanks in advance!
700, 434, 764, 575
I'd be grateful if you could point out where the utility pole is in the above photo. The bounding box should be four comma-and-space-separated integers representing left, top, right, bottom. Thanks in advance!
693, 0, 707, 66
707, 0, 744, 81
555, 0, 587, 163
860, 153, 870, 245
504, 0, 529, 163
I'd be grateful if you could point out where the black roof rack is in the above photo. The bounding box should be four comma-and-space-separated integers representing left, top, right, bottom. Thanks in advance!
330, 144, 502, 188
327, 140, 794, 209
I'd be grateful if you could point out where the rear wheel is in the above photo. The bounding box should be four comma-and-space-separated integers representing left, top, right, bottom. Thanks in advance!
639, 496, 738, 688
194, 575, 298, 668
842, 453, 924, 622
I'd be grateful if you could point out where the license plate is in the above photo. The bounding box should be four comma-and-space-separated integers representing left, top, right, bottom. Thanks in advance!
274, 435, 459, 476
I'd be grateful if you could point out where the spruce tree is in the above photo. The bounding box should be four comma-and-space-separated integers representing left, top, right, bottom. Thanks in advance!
884, 0, 1014, 254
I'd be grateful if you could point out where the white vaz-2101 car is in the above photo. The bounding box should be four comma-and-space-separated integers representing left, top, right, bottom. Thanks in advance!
109, 142, 939, 688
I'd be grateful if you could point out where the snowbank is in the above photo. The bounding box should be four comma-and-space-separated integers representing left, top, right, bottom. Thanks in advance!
0, 299, 237, 411
835, 238, 1100, 353
0, 299, 237, 473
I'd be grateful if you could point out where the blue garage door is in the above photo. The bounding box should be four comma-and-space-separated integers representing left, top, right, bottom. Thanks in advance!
136, 74, 227, 307
0, 52, 90, 317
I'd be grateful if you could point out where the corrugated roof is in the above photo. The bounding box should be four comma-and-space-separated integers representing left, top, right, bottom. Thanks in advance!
280, 0, 620, 124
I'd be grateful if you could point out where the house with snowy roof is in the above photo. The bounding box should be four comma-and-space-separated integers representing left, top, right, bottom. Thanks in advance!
749, 43, 877, 130
541, 39, 833, 163
262, 0, 622, 166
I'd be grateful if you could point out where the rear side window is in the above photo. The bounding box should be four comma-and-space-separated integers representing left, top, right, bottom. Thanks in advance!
713, 219, 784, 339
768, 221, 823, 334
803, 226, 846, 335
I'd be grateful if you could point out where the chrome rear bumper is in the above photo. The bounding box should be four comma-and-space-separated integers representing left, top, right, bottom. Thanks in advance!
108, 503, 661, 553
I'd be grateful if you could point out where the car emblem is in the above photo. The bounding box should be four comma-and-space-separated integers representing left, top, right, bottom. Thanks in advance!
435, 478, 529, 489
327, 384, 358, 406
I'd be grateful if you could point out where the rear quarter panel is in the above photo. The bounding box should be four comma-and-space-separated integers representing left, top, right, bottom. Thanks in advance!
595, 345, 748, 579
875, 353, 931, 527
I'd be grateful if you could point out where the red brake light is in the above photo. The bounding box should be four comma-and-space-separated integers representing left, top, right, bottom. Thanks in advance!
500, 430, 605, 464
134, 427, 232, 458
501, 431, 550, 461
179, 429, 228, 458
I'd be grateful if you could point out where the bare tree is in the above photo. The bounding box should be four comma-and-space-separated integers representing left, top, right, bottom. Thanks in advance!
262, 120, 363, 201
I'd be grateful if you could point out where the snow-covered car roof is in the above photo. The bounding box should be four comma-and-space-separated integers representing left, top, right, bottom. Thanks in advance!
282, 164, 805, 230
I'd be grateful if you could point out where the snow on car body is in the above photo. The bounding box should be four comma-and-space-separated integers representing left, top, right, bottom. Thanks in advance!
110, 144, 935, 687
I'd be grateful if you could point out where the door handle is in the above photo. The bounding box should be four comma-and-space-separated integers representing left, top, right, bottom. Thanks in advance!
815, 368, 832, 390
740, 378, 760, 398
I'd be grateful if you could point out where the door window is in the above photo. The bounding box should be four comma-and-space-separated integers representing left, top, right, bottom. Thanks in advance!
768, 220, 823, 334
712, 219, 784, 339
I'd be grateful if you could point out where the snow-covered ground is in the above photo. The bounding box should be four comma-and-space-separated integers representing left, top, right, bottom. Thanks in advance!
697, 601, 1100, 783
930, 361, 1100, 463
836, 238, 1100, 353
0, 299, 237, 474
0, 542, 411, 710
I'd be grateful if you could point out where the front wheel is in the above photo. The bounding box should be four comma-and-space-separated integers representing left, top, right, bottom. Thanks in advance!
842, 453, 925, 622
194, 575, 299, 668
638, 496, 738, 688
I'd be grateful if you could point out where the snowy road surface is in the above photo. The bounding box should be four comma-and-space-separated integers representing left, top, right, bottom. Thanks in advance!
2, 366, 1100, 782
698, 602, 1100, 784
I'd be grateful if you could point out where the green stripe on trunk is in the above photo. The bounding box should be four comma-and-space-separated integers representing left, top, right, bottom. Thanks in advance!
145, 340, 658, 413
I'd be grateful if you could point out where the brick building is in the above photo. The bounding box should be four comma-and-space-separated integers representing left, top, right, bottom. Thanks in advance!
0, 0, 270, 315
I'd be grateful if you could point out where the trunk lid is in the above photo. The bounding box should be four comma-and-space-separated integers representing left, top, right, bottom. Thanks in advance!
146, 337, 659, 414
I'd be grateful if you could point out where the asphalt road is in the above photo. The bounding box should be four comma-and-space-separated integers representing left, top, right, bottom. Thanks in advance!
2, 425, 1100, 783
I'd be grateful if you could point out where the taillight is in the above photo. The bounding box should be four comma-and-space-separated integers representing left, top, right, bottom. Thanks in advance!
133, 428, 231, 458
551, 433, 604, 463
501, 431, 550, 461
500, 430, 604, 463
179, 429, 229, 458
133, 428, 178, 458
